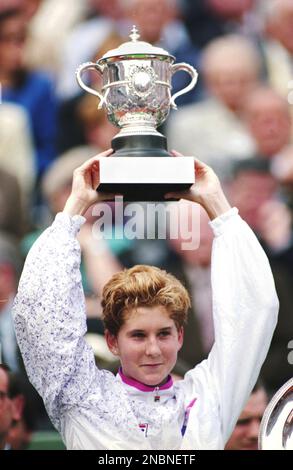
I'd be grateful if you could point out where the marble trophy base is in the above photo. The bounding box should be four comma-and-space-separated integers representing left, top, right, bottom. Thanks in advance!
97, 134, 195, 201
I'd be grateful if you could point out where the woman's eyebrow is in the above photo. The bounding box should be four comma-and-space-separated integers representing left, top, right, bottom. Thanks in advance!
127, 329, 145, 335
127, 326, 173, 335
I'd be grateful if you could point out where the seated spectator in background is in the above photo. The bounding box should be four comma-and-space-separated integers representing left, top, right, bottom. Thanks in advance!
0, 365, 22, 450
229, 158, 280, 234
0, 102, 35, 206
6, 373, 38, 450
0, 232, 23, 373
0, 7, 57, 180
0, 170, 24, 238
225, 380, 268, 450
167, 34, 260, 179
244, 86, 292, 159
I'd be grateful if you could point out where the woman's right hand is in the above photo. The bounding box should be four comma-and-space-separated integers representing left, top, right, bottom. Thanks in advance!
63, 148, 116, 216
165, 151, 231, 220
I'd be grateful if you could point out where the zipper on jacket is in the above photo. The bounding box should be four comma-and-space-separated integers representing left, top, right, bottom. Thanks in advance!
154, 386, 160, 402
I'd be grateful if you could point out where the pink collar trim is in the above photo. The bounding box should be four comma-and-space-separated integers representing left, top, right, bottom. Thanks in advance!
118, 368, 173, 392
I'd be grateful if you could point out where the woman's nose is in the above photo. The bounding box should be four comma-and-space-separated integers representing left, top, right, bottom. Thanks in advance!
145, 338, 161, 356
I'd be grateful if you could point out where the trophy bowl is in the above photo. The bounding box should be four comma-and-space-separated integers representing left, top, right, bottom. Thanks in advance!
76, 26, 198, 201
259, 378, 293, 450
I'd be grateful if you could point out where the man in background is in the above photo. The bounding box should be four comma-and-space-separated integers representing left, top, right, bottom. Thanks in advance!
225, 381, 268, 450
0, 364, 22, 450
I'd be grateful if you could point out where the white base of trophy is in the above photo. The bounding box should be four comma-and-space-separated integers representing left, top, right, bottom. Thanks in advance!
98, 157, 195, 201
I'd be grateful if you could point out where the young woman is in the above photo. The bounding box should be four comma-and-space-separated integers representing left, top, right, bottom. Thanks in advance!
13, 150, 279, 449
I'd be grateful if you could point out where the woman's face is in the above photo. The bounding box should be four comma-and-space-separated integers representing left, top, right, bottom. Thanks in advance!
106, 305, 183, 387
0, 16, 27, 74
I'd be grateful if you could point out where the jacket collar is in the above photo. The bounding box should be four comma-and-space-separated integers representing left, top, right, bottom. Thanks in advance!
118, 368, 174, 398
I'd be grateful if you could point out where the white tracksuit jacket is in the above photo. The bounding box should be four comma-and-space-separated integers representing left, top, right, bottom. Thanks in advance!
13, 208, 279, 450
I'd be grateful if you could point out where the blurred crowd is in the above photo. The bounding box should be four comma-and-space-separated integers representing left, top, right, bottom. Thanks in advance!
0, 0, 293, 450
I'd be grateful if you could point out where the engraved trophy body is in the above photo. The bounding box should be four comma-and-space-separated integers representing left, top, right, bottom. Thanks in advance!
76, 26, 198, 200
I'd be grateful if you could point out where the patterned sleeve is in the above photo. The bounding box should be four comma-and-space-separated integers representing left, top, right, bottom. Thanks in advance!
13, 213, 98, 432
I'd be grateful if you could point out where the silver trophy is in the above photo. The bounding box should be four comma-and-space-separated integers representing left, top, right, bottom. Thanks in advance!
76, 26, 198, 201
259, 378, 293, 450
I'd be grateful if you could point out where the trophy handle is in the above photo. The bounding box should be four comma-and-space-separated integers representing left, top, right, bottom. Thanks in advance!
170, 63, 198, 110
76, 61, 105, 109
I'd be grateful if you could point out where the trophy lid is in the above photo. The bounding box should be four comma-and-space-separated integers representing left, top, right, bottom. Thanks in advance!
100, 25, 175, 61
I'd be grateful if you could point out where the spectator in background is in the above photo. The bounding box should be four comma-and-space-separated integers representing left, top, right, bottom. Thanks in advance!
167, 35, 260, 179
244, 86, 292, 160
0, 103, 35, 206
0, 7, 57, 180
0, 232, 23, 373
229, 158, 280, 234
6, 373, 38, 450
0, 365, 22, 450
241, 86, 292, 230
0, 170, 24, 238
225, 380, 268, 450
